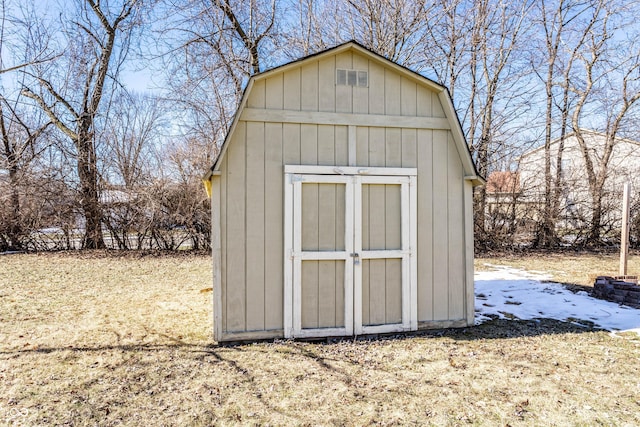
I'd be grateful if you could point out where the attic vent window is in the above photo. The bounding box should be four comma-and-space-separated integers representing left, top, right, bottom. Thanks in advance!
336, 69, 368, 87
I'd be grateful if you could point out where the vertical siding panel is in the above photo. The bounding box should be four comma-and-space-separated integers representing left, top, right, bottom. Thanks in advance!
283, 68, 301, 110
385, 184, 401, 250
368, 185, 386, 324
283, 124, 301, 164
400, 78, 417, 116
318, 184, 337, 327
264, 75, 285, 330
361, 259, 370, 325
335, 126, 348, 165
301, 184, 319, 329
300, 125, 318, 165
266, 74, 284, 110
318, 260, 337, 327
335, 260, 345, 327
432, 95, 446, 118
335, 183, 346, 250
385, 185, 402, 324
353, 53, 369, 114
464, 181, 475, 325
416, 85, 432, 117
448, 134, 465, 319
432, 130, 449, 320
301, 61, 319, 111
220, 155, 228, 333
417, 129, 433, 322
356, 127, 369, 167
245, 122, 265, 331
248, 79, 266, 108
369, 61, 385, 114
385, 128, 402, 167
225, 122, 246, 331
361, 183, 370, 251
401, 129, 417, 168
385, 259, 402, 324
368, 128, 385, 167
318, 56, 336, 112
301, 261, 319, 328
368, 259, 386, 325
361, 185, 370, 325
317, 125, 335, 165
335, 184, 346, 327
335, 52, 353, 113
264, 122, 283, 330
384, 70, 401, 115
301, 184, 319, 251
318, 184, 337, 251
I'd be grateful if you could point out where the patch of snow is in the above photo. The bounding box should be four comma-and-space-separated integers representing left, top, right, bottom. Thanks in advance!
475, 264, 640, 335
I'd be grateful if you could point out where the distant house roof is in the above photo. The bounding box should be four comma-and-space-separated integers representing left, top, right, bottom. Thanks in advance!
486, 170, 520, 194
519, 129, 640, 160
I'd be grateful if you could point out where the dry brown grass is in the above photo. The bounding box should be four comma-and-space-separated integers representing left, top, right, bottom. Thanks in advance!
476, 250, 640, 287
1, 252, 640, 426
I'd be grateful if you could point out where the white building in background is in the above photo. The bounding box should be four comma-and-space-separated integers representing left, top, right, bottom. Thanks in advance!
518, 129, 640, 230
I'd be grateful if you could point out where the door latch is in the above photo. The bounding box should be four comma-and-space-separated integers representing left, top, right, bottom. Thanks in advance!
350, 253, 360, 265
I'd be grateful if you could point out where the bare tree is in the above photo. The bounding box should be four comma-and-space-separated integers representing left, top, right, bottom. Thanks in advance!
102, 91, 163, 188
563, 1, 640, 245
532, 0, 603, 247
467, 0, 532, 241
21, 0, 141, 249
156, 0, 279, 169
421, 0, 472, 101
0, 96, 51, 250
0, 0, 55, 251
341, 0, 431, 69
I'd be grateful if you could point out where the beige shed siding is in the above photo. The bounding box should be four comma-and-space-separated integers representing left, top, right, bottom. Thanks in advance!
264, 122, 284, 330
432, 129, 449, 320
216, 47, 472, 337
416, 129, 434, 321
447, 133, 466, 320
224, 122, 246, 332
246, 52, 445, 118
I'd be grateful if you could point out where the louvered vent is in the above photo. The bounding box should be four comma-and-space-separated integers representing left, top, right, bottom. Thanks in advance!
336, 69, 368, 87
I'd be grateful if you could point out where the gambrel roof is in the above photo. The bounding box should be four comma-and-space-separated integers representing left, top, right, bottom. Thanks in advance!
205, 40, 484, 186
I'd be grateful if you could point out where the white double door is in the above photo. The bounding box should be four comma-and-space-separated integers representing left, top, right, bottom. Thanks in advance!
284, 166, 417, 338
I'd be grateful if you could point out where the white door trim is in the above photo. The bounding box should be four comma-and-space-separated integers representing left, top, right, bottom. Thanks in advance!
284, 165, 417, 339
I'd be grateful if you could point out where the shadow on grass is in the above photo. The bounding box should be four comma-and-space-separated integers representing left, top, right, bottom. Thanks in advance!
0, 319, 604, 358
435, 318, 604, 342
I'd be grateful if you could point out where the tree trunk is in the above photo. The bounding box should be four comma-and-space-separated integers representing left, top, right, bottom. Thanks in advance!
1, 105, 23, 251
77, 125, 105, 249
7, 163, 23, 251
588, 183, 604, 245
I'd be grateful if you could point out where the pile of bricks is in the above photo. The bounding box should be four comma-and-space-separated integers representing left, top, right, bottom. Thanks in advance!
592, 276, 640, 309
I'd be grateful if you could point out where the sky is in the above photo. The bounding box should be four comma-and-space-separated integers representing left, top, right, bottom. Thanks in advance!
475, 265, 640, 336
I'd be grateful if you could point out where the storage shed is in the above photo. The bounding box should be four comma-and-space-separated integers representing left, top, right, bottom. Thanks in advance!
204, 41, 484, 342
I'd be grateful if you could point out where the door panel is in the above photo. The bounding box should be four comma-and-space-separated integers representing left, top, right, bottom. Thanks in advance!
284, 166, 416, 339
302, 183, 346, 251
358, 179, 406, 333
361, 184, 401, 250
361, 259, 403, 327
384, 258, 403, 325
301, 260, 346, 329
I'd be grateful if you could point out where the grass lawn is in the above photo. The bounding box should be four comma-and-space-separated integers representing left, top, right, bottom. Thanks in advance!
476, 250, 640, 287
1, 251, 639, 426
